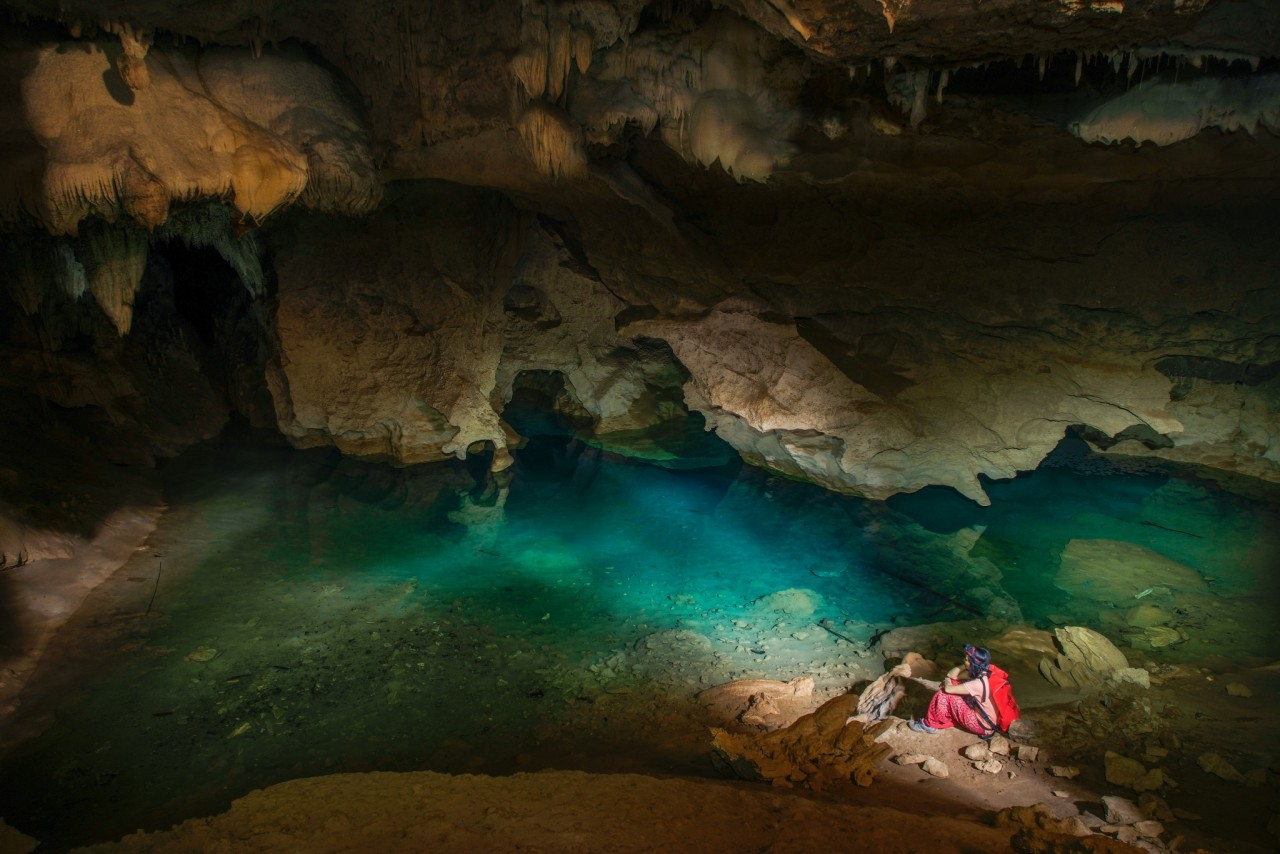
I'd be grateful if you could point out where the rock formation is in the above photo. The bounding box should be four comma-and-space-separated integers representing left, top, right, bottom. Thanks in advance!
1, 0, 1278, 517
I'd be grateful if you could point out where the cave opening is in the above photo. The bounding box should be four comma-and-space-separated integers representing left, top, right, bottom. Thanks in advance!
136, 239, 275, 426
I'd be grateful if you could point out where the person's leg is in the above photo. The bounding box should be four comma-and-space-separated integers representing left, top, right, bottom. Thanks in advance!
921, 691, 968, 730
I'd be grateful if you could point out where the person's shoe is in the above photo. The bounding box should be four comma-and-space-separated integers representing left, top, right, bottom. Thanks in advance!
908, 719, 940, 734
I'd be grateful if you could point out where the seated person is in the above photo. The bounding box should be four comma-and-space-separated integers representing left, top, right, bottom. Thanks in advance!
908, 644, 997, 738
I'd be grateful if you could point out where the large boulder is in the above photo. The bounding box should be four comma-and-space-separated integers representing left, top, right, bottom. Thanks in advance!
710, 693, 894, 790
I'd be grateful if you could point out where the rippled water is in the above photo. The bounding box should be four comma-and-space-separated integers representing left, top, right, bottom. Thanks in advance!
1, 429, 1277, 847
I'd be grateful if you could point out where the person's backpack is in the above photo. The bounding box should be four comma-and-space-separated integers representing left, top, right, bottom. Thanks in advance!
969, 664, 1020, 734
987, 665, 1020, 732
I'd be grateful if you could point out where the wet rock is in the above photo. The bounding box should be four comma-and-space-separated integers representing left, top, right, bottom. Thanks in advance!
1124, 604, 1170, 628
1141, 626, 1184, 649
753, 588, 823, 617
1055, 541, 1207, 603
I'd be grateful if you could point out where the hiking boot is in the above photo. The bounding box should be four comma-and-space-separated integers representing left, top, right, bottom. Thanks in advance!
908, 719, 940, 734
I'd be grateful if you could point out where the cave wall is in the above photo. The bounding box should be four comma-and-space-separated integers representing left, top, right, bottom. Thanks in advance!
1, 0, 1279, 559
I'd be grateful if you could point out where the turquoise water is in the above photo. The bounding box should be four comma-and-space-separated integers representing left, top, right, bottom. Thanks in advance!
1, 430, 1277, 847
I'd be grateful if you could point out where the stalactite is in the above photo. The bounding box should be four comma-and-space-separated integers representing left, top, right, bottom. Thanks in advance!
516, 101, 588, 181
54, 243, 87, 301
936, 69, 949, 104
84, 227, 148, 335
573, 28, 594, 75
159, 205, 265, 298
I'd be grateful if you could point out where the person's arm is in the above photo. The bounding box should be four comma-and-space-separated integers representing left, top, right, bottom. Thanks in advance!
941, 667, 970, 695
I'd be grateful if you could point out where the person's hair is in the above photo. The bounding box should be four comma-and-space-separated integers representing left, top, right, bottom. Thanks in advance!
964, 644, 991, 678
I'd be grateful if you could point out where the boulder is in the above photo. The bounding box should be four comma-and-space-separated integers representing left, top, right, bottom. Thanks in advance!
710, 693, 894, 790
1101, 795, 1144, 825
1039, 627, 1131, 690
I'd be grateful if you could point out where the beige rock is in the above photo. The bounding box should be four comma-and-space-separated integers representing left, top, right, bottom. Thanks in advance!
974, 758, 1004, 774
1049, 766, 1080, 778
1225, 681, 1253, 697
963, 743, 993, 761
921, 757, 950, 778
1134, 820, 1164, 838
893, 753, 931, 765
1039, 626, 1129, 689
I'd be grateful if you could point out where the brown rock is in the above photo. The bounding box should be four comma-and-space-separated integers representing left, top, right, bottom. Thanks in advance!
710, 693, 894, 790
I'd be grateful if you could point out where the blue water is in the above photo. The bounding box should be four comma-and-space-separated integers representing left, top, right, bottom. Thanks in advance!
1, 430, 1277, 847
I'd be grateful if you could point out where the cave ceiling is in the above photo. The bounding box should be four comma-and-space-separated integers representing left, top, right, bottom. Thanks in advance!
0, 0, 1278, 507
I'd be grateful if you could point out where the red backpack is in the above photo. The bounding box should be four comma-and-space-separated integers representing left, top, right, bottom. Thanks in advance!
967, 664, 1020, 734
984, 665, 1020, 733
